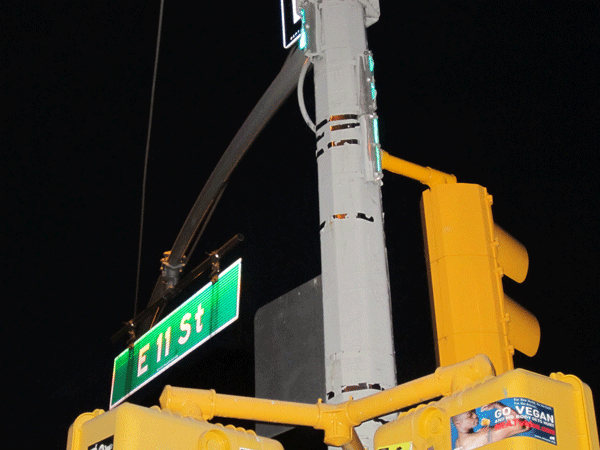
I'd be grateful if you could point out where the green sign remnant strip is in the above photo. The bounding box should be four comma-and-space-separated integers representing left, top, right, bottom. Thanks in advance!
110, 259, 242, 408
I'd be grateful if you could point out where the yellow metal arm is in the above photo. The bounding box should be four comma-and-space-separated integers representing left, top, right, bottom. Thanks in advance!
381, 150, 457, 186
347, 354, 494, 423
159, 355, 494, 447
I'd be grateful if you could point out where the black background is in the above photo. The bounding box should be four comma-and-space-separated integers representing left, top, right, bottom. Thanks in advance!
6, 0, 599, 448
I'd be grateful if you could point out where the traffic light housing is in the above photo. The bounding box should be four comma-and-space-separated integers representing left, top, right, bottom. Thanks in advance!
374, 369, 600, 450
421, 182, 540, 374
67, 402, 284, 450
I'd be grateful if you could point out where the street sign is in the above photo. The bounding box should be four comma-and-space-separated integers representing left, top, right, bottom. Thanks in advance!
110, 259, 242, 408
254, 276, 325, 438
280, 0, 302, 48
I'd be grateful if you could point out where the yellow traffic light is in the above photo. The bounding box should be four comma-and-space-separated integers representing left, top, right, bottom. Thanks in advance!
421, 182, 540, 374
374, 369, 600, 450
67, 402, 283, 450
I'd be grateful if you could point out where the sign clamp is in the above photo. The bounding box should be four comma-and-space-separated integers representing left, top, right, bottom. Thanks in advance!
110, 257, 243, 408
111, 234, 244, 348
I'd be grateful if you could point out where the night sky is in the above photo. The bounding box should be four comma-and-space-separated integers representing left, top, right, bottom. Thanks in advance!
7, 1, 600, 448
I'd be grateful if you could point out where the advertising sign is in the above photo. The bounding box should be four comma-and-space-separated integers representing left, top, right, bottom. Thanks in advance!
450, 397, 556, 449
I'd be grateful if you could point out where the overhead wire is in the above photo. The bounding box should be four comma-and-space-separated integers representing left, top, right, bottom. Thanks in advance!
134, 0, 166, 319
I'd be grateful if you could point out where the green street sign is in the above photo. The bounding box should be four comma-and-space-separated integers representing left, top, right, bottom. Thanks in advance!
110, 259, 241, 408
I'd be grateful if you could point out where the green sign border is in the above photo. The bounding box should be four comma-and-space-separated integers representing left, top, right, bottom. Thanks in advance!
110, 258, 241, 408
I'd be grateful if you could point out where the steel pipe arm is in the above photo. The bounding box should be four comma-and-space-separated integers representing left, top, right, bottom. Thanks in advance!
381, 150, 457, 186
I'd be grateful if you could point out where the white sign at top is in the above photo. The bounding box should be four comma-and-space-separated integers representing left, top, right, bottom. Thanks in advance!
280, 0, 302, 48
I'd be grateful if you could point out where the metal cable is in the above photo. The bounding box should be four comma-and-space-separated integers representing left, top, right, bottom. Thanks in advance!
297, 56, 315, 132
134, 0, 166, 318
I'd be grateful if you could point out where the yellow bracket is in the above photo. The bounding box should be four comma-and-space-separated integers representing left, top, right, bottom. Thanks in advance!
381, 150, 457, 187
66, 409, 105, 450
159, 355, 494, 449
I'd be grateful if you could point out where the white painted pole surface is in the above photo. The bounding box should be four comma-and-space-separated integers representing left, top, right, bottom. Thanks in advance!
311, 1, 397, 448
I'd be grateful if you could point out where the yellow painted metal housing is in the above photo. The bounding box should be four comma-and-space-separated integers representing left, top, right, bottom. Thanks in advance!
420, 182, 540, 374
66, 403, 283, 450
374, 369, 600, 450
66, 356, 494, 450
